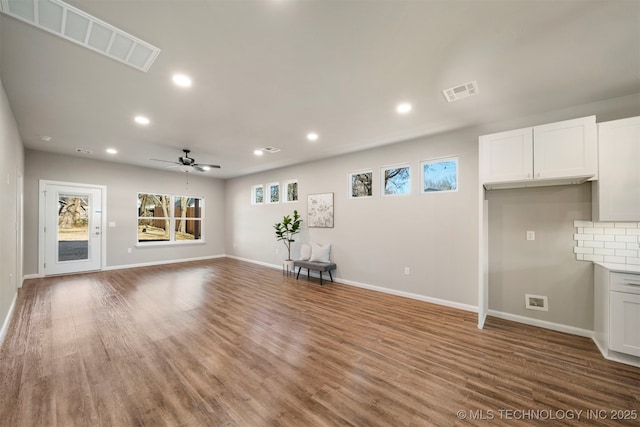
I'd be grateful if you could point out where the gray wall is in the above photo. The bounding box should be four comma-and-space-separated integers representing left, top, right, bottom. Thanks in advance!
24, 150, 226, 275
487, 184, 593, 329
225, 94, 640, 320
0, 78, 25, 333
225, 128, 481, 307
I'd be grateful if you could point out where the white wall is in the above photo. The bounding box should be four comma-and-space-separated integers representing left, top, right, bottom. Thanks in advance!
24, 150, 226, 275
0, 78, 25, 340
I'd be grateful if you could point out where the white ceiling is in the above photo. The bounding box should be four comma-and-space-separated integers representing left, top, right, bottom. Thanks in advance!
1, 0, 639, 179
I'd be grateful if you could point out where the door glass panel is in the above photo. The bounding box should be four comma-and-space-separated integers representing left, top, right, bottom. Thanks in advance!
57, 193, 89, 262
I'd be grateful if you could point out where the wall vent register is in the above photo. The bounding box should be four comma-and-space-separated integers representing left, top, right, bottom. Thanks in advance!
0, 0, 161, 72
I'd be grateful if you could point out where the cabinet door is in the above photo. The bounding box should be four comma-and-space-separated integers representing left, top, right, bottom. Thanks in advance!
480, 127, 533, 184
595, 116, 640, 221
533, 116, 597, 180
610, 291, 640, 357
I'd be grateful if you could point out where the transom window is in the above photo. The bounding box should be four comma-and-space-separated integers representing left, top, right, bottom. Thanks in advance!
137, 193, 204, 244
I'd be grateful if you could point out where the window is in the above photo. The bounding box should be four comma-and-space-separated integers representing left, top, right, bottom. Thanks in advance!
421, 157, 458, 193
252, 184, 264, 205
348, 169, 373, 198
284, 179, 298, 203
267, 182, 280, 204
137, 193, 204, 244
381, 164, 410, 196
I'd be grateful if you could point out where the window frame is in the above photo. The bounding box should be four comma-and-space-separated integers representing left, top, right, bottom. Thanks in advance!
137, 193, 205, 246
380, 163, 411, 196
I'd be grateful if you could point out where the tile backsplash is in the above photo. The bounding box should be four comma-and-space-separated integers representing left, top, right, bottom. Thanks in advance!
574, 220, 640, 265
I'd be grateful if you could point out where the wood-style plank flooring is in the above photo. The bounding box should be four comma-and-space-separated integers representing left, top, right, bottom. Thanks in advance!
1, 258, 638, 426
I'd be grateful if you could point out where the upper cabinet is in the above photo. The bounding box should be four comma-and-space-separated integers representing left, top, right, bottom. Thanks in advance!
592, 116, 640, 221
480, 116, 597, 189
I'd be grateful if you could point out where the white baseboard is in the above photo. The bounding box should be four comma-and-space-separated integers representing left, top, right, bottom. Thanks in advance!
0, 291, 18, 348
23, 255, 226, 280
226, 256, 478, 313
487, 309, 594, 338
102, 254, 226, 271
337, 277, 478, 313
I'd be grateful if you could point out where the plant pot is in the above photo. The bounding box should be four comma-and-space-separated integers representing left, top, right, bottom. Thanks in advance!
283, 259, 294, 275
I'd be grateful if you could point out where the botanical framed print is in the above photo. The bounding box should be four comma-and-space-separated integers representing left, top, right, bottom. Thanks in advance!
420, 156, 458, 193
267, 182, 280, 204
381, 164, 410, 196
348, 169, 373, 198
284, 179, 298, 203
307, 193, 334, 228
251, 184, 264, 204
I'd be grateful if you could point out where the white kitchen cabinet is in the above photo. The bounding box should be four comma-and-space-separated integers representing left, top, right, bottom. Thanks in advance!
593, 264, 640, 366
592, 116, 640, 221
480, 116, 597, 189
480, 127, 533, 183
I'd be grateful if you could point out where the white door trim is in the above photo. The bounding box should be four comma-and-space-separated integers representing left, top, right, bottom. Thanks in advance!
38, 180, 107, 276
16, 170, 23, 287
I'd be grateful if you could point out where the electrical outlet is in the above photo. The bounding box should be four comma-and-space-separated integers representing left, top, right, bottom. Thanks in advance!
127, 248, 132, 253
526, 230, 535, 241
275, 248, 279, 255
404, 267, 410, 275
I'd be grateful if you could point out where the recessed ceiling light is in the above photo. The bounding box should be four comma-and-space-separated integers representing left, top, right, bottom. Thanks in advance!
200, 165, 211, 171
306, 132, 319, 141
396, 103, 412, 114
254, 149, 264, 156
106, 148, 118, 154
40, 136, 52, 142
172, 74, 192, 87
134, 115, 150, 125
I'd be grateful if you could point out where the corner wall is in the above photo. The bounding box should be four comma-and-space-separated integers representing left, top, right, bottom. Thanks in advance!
0, 78, 25, 340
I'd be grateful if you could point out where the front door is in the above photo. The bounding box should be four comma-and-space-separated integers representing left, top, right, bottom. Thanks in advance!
43, 182, 104, 275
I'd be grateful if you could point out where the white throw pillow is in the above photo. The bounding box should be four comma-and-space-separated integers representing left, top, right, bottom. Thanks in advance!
299, 243, 312, 261
310, 242, 331, 262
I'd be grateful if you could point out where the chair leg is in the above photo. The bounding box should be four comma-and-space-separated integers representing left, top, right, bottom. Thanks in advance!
328, 270, 333, 282
320, 272, 323, 285
296, 267, 301, 279
307, 268, 310, 281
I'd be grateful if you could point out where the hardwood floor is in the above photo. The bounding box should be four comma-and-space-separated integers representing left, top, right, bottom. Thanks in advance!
1, 258, 638, 426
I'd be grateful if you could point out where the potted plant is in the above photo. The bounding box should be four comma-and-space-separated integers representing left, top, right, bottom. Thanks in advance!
274, 210, 302, 272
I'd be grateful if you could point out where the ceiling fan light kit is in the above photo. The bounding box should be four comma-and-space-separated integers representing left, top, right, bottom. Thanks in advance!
150, 149, 221, 173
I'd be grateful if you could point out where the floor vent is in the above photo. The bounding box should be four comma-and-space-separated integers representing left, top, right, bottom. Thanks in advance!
442, 80, 479, 102
0, 0, 161, 72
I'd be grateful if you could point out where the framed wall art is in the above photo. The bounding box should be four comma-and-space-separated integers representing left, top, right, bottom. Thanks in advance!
307, 193, 334, 228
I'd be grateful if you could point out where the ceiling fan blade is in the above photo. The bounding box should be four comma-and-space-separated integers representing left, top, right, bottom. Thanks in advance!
194, 163, 221, 169
150, 158, 180, 164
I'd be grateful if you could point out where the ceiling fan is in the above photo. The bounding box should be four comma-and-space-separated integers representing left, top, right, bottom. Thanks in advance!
151, 149, 221, 172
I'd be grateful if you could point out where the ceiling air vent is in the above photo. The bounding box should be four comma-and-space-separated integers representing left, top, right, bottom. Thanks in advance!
261, 146, 282, 154
75, 148, 93, 155
442, 80, 479, 103
0, 0, 161, 72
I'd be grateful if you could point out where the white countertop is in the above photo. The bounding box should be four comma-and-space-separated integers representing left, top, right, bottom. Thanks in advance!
595, 262, 640, 274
